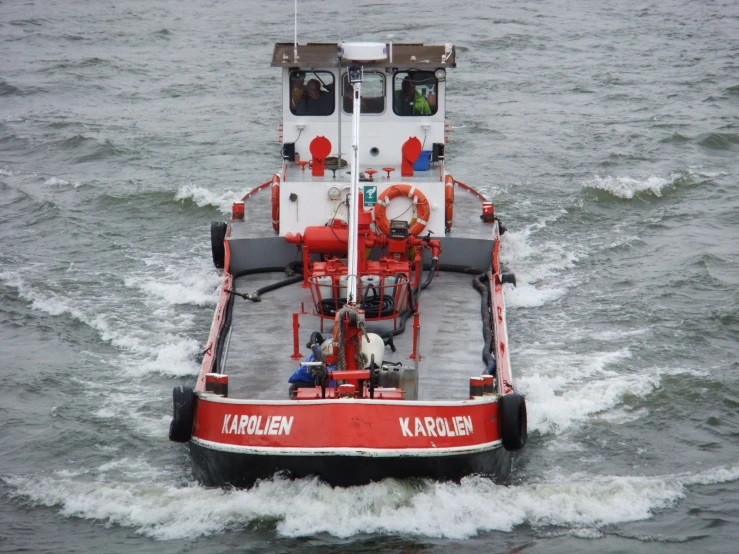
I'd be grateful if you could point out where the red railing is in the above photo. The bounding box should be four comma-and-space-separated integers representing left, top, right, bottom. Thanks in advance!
451, 177, 488, 202
241, 178, 273, 201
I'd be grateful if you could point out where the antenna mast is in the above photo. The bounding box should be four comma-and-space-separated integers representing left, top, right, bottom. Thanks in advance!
338, 42, 388, 305
346, 65, 362, 304
293, 0, 298, 61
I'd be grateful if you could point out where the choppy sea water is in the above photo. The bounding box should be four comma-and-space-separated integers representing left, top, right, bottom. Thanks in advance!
1, 0, 738, 552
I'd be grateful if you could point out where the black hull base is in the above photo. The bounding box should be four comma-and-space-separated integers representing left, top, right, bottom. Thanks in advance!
189, 442, 513, 488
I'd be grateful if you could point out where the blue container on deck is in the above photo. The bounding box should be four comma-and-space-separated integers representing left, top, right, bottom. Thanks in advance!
414, 150, 432, 171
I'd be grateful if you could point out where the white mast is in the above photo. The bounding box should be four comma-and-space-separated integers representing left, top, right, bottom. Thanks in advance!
293, 0, 298, 61
346, 66, 362, 304
338, 42, 387, 305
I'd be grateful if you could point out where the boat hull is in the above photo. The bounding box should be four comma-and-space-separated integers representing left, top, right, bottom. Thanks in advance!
187, 394, 514, 488
189, 439, 511, 488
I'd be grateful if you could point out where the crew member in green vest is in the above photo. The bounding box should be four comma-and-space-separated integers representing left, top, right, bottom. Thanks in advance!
395, 76, 432, 116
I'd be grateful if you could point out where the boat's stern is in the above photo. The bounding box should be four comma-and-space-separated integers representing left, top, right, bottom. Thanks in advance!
187, 394, 516, 488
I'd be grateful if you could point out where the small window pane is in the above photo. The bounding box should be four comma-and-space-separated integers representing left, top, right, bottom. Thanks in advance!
342, 72, 385, 114
290, 71, 335, 116
393, 71, 438, 116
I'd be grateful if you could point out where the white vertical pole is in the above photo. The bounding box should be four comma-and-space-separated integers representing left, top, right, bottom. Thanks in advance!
293, 0, 298, 61
346, 70, 362, 305
337, 57, 342, 165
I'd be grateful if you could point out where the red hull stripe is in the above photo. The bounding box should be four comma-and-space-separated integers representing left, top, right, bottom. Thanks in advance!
196, 275, 233, 391
193, 396, 501, 449
190, 436, 502, 456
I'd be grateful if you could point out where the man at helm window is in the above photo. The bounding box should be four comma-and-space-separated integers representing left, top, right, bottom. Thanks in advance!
295, 78, 334, 116
394, 75, 432, 116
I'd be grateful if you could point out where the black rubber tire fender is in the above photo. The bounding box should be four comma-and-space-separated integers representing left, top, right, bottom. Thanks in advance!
210, 221, 227, 269
501, 272, 517, 286
169, 385, 195, 443
499, 392, 527, 451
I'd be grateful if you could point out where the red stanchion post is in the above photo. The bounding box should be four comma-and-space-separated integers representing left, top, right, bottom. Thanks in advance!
409, 311, 422, 360
291, 312, 303, 360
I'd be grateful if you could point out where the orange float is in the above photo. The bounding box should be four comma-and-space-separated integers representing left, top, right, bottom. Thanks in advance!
374, 184, 430, 236
445, 174, 455, 231
271, 175, 280, 233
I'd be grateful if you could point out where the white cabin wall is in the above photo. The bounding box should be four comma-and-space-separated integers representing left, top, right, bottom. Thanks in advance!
278, 179, 447, 237
281, 68, 446, 167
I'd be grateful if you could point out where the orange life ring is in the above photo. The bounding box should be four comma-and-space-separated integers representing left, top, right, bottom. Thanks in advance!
445, 175, 455, 232
374, 184, 430, 236
271, 175, 280, 233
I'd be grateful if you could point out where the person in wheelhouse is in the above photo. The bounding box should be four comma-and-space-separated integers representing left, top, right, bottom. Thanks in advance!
394, 73, 434, 116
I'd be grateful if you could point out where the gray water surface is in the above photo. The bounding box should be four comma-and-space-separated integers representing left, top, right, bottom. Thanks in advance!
2, 0, 738, 552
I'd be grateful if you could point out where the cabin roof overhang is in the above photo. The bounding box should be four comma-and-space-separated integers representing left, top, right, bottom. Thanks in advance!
271, 42, 456, 69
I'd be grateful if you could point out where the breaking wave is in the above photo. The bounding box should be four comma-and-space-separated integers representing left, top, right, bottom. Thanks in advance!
44, 176, 83, 188
522, 370, 660, 435
175, 183, 240, 214
0, 167, 21, 177
123, 255, 222, 308
0, 270, 200, 377
583, 174, 679, 199
514, 345, 663, 435
501, 230, 580, 309
583, 167, 723, 200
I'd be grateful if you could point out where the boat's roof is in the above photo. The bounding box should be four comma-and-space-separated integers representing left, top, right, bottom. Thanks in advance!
271, 42, 456, 68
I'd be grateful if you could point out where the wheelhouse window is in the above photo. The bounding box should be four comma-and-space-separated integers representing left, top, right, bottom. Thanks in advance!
290, 70, 335, 116
342, 72, 385, 114
393, 71, 438, 116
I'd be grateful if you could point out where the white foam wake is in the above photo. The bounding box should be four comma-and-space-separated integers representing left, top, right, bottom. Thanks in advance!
5, 462, 739, 541
583, 174, 680, 199
521, 371, 660, 435
124, 256, 222, 307
514, 343, 664, 435
501, 230, 580, 309
0, 270, 200, 377
175, 183, 240, 214
44, 176, 82, 188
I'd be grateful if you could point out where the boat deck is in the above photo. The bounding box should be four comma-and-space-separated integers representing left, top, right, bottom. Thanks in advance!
223, 271, 486, 401
222, 186, 498, 401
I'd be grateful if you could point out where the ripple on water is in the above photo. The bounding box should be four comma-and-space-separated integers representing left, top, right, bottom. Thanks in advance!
697, 132, 739, 151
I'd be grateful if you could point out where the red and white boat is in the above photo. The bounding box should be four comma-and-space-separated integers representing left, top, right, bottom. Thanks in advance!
169, 41, 527, 488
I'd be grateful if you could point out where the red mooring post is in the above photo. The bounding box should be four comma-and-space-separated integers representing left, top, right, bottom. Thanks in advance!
291, 312, 303, 360
409, 311, 422, 360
